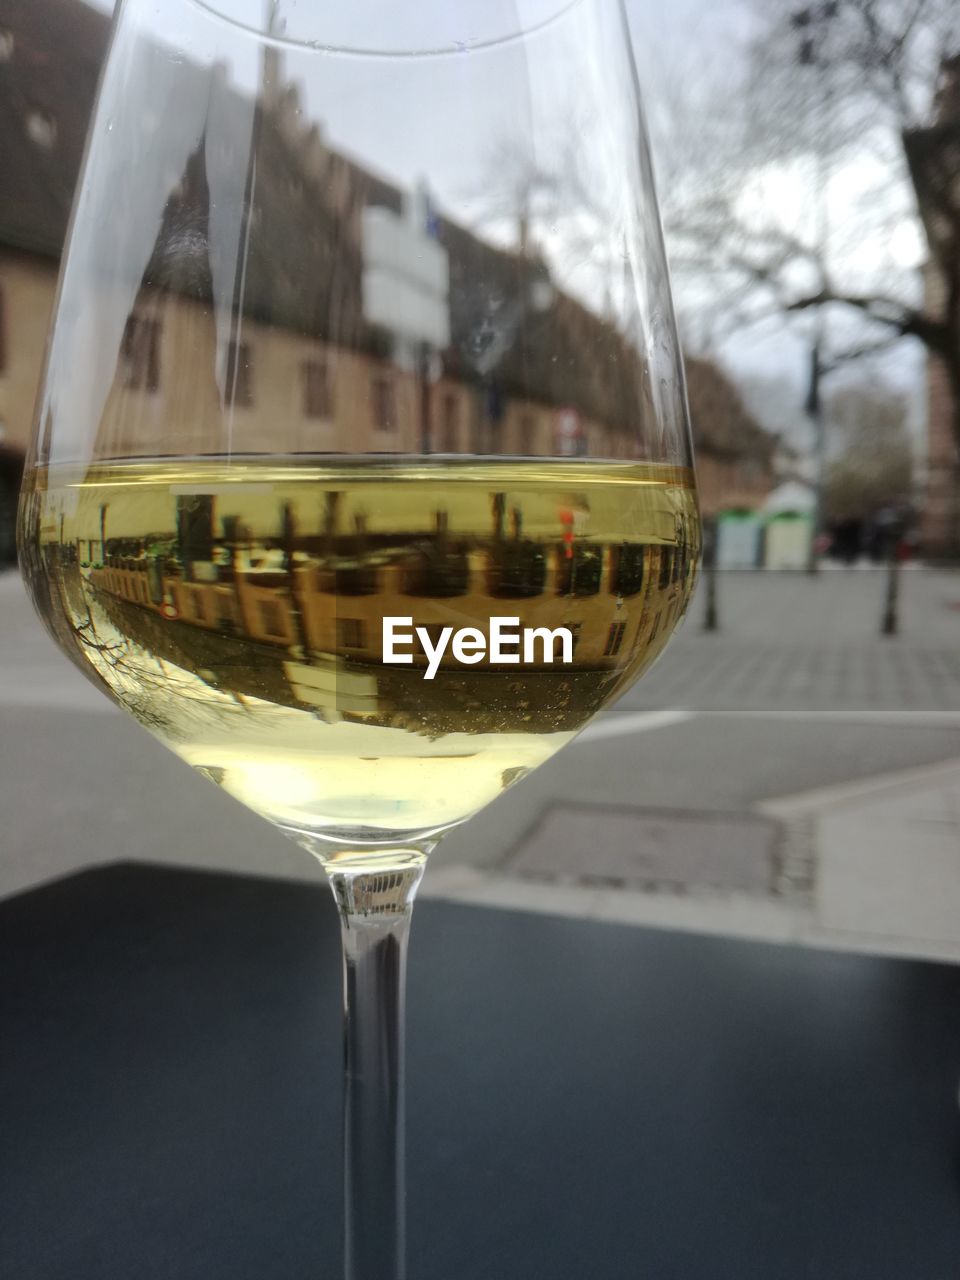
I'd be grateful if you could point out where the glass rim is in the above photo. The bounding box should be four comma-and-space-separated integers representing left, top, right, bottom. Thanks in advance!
184, 0, 585, 58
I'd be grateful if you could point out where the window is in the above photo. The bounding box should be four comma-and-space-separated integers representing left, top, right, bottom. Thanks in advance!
303, 358, 333, 419
187, 589, 207, 622
441, 394, 459, 452
518, 413, 536, 455
489, 542, 547, 598
556, 545, 602, 598
372, 375, 395, 431
405, 547, 469, 598
226, 339, 254, 407
604, 621, 627, 657
612, 543, 645, 597
337, 617, 366, 649
121, 315, 161, 392
259, 597, 286, 638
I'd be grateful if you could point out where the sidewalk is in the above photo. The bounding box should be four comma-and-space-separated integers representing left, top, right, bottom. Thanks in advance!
4, 568, 960, 965
624, 567, 960, 713
424, 755, 960, 966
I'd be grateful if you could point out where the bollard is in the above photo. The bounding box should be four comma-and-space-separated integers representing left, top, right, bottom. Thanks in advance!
703, 515, 719, 633
881, 519, 901, 637
881, 546, 900, 637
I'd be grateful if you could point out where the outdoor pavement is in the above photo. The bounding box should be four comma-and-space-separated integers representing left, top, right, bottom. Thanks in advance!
3, 565, 960, 963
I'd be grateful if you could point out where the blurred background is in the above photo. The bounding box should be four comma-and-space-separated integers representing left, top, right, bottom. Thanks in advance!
2, 0, 960, 962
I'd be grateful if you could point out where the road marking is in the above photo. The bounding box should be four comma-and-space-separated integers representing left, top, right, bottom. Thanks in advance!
574, 705, 960, 748
757, 754, 960, 817
702, 708, 960, 728
576, 709, 694, 744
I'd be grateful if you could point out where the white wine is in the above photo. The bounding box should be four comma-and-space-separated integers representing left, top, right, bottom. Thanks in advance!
21, 457, 699, 859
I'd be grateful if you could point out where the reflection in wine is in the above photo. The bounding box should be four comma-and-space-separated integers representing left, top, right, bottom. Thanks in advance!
23, 459, 698, 860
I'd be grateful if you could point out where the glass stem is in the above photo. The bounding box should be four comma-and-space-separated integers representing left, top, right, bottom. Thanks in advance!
326, 853, 427, 1280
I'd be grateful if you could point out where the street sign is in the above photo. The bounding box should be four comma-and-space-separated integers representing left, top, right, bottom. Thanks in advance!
361, 197, 450, 347
362, 269, 450, 348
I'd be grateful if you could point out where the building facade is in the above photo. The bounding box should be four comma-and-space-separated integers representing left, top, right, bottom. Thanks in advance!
0, 0, 774, 560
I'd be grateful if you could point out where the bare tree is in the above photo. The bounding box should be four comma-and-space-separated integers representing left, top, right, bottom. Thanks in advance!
475, 113, 636, 323
664, 0, 960, 444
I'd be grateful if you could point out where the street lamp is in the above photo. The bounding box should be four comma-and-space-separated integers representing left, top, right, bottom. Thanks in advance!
99, 502, 108, 567
791, 2, 837, 575
702, 515, 719, 633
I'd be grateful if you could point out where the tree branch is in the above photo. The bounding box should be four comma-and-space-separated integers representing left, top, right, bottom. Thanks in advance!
821, 334, 905, 372
784, 287, 949, 349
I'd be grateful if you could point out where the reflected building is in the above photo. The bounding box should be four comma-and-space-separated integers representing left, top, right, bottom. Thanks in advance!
0, 0, 773, 562
87, 68, 660, 465
48, 477, 697, 735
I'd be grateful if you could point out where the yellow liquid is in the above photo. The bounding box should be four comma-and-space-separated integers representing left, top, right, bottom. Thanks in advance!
20, 458, 699, 859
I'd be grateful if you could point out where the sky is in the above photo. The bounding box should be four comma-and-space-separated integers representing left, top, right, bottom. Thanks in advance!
82, 0, 927, 446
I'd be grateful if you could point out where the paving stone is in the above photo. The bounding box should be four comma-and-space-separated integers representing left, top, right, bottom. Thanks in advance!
629, 569, 960, 713
506, 805, 782, 896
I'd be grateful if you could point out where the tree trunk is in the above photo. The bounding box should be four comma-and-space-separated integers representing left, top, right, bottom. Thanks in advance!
903, 120, 960, 454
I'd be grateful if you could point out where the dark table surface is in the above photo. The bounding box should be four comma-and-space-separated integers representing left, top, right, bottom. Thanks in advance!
2, 863, 960, 1279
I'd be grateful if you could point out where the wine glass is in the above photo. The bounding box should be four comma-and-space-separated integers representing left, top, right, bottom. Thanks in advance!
18, 1, 699, 1276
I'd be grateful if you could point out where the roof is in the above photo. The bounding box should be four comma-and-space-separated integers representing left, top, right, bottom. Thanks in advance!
0, 0, 771, 463
0, 0, 110, 259
684, 356, 776, 463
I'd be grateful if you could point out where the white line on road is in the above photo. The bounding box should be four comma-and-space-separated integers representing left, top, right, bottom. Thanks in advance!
757, 753, 960, 816
701, 707, 960, 727
576, 705, 960, 746
575, 709, 695, 743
